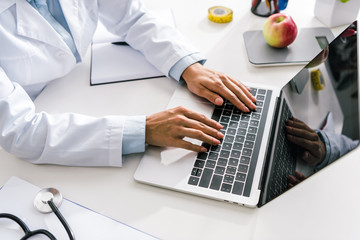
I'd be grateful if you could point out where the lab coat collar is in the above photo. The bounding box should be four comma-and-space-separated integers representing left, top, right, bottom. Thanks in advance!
14, 0, 73, 54
58, 0, 83, 58
0, 0, 14, 14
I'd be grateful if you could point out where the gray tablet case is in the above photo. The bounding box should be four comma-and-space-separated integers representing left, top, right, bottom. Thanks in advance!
243, 27, 334, 66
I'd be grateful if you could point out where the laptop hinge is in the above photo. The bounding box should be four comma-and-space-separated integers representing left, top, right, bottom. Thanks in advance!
257, 93, 282, 207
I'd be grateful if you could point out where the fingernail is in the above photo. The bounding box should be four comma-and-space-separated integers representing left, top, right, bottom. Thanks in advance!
217, 132, 224, 138
213, 139, 221, 145
215, 97, 223, 105
201, 147, 207, 152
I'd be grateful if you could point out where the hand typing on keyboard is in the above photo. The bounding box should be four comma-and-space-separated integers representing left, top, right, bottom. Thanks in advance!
285, 117, 326, 166
181, 63, 257, 112
145, 106, 224, 152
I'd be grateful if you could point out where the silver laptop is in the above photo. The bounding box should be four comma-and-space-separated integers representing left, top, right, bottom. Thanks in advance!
135, 22, 359, 207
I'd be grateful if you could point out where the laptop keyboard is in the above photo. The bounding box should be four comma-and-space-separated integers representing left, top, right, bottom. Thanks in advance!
188, 88, 272, 197
266, 99, 296, 201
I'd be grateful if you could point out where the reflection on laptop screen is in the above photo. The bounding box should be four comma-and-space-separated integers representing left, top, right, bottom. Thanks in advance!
259, 21, 359, 206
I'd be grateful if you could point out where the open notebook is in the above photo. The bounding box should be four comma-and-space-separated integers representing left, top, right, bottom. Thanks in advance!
90, 9, 175, 85
0, 177, 158, 239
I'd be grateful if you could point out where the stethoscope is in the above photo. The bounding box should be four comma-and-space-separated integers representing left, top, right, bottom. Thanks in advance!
0, 188, 75, 240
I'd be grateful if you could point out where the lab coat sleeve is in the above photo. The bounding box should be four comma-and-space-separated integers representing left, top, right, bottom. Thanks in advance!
97, 0, 202, 77
315, 130, 360, 171
0, 67, 136, 167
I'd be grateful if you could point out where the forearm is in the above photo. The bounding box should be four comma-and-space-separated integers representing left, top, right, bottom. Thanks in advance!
98, 0, 200, 76
0, 81, 131, 167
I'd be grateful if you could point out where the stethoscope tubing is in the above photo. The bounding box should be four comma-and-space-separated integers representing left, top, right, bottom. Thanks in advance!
0, 212, 56, 239
0, 199, 75, 240
48, 199, 75, 240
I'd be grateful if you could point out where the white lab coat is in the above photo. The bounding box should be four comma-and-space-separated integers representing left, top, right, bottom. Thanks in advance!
0, 0, 198, 166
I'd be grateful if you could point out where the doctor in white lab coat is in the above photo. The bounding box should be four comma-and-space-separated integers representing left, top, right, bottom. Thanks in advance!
0, 0, 256, 167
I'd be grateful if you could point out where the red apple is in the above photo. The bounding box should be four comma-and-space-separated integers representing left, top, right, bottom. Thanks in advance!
263, 13, 298, 48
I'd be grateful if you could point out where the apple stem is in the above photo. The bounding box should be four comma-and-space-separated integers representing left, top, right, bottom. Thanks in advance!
276, 16, 285, 23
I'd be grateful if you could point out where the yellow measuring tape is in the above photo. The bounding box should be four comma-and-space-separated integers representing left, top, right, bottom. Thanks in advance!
311, 69, 325, 90
208, 6, 233, 23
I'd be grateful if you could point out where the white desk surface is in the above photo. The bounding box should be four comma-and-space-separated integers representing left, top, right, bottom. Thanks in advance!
1, 0, 360, 239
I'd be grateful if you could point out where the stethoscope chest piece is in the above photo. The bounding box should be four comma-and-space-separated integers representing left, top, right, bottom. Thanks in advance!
34, 188, 63, 213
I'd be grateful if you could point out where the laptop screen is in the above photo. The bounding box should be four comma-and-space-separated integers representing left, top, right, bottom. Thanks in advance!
260, 21, 359, 206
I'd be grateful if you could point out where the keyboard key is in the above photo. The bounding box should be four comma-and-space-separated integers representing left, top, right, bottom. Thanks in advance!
231, 115, 240, 121
229, 121, 238, 128
222, 142, 232, 150
194, 160, 205, 168
238, 164, 249, 173
232, 181, 244, 195
250, 120, 259, 127
220, 116, 230, 123
199, 168, 214, 188
256, 101, 263, 107
256, 95, 265, 101
224, 104, 234, 110
246, 134, 256, 141
230, 150, 241, 158
217, 158, 228, 166
197, 152, 207, 160
220, 150, 230, 158
206, 160, 216, 168
227, 128, 237, 135
258, 89, 266, 95
224, 135, 234, 143
254, 107, 262, 113
211, 145, 221, 152
233, 142, 243, 150
215, 166, 225, 175
223, 110, 232, 116
241, 115, 251, 121
201, 142, 211, 151
250, 88, 257, 96
210, 175, 223, 190
221, 183, 232, 193
228, 158, 239, 166
240, 156, 250, 164
237, 128, 247, 135
226, 166, 237, 175
243, 148, 252, 157
236, 172, 246, 182
235, 135, 245, 143
208, 152, 219, 160
248, 127, 258, 134
212, 109, 222, 121
244, 141, 254, 149
224, 174, 234, 184
252, 113, 261, 120
188, 176, 199, 186
233, 108, 242, 115
239, 121, 249, 128
191, 168, 202, 177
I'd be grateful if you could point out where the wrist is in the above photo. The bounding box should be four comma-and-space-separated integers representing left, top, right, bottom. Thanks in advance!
181, 62, 202, 82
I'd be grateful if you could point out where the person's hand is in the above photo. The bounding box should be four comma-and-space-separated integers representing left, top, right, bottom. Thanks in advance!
181, 63, 257, 113
145, 106, 224, 152
288, 171, 306, 188
285, 118, 326, 166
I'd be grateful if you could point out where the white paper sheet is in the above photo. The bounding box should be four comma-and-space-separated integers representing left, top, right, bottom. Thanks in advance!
90, 9, 175, 85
